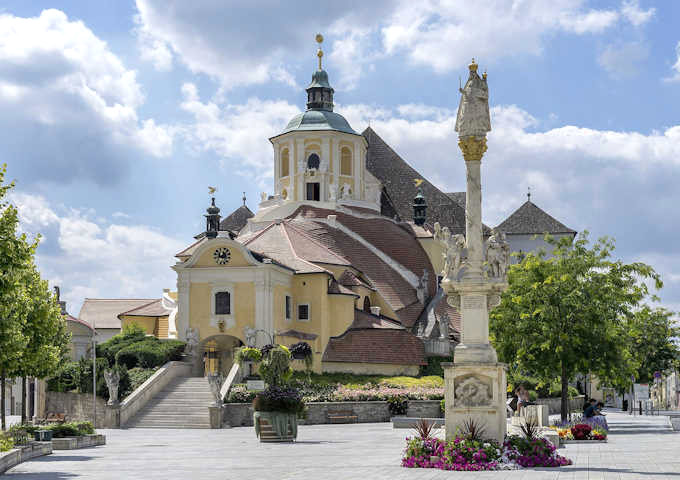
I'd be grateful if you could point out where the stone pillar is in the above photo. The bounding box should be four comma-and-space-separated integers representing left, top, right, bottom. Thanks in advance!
441, 61, 508, 444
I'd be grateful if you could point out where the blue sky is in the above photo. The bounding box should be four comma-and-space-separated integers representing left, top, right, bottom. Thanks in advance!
2, 0, 679, 315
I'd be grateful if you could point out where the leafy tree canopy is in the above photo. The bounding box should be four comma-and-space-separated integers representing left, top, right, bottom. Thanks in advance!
490, 232, 662, 419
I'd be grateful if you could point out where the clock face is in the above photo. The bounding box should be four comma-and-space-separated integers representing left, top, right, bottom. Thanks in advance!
213, 247, 231, 265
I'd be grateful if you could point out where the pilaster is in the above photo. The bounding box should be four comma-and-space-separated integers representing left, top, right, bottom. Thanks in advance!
176, 274, 190, 340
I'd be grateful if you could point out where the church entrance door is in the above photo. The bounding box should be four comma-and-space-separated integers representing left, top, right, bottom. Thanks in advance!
195, 335, 243, 377
306, 182, 320, 201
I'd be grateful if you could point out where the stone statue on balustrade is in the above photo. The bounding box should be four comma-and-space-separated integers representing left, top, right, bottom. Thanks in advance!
104, 369, 120, 406
455, 59, 491, 138
485, 229, 510, 279
207, 373, 224, 407
185, 327, 199, 358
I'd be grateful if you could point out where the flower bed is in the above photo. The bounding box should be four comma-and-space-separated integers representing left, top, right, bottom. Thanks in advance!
550, 415, 608, 441
402, 435, 572, 471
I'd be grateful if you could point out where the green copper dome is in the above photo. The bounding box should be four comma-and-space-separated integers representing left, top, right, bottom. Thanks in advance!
308, 69, 332, 89
280, 110, 358, 136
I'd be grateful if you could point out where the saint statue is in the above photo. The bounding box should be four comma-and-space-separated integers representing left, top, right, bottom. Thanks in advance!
104, 369, 120, 406
455, 59, 491, 138
485, 229, 510, 279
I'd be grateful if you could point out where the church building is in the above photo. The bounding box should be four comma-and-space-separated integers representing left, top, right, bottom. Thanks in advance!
77, 39, 575, 379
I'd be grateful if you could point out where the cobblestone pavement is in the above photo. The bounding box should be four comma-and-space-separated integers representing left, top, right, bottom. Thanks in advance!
5, 411, 679, 479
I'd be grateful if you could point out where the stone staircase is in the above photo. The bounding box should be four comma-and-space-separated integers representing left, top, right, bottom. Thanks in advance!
126, 376, 213, 429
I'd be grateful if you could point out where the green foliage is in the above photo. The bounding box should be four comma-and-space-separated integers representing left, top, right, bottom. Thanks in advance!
116, 342, 166, 369
127, 367, 157, 393
0, 433, 13, 452
288, 371, 443, 388
121, 321, 146, 337
46, 361, 79, 393
419, 356, 449, 377
234, 347, 262, 365
96, 329, 147, 365
491, 232, 662, 419
258, 345, 292, 387
440, 398, 445, 412
626, 306, 680, 383
47, 421, 94, 438
387, 395, 408, 415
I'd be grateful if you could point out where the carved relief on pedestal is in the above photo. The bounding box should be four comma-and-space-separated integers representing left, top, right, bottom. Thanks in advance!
454, 373, 493, 407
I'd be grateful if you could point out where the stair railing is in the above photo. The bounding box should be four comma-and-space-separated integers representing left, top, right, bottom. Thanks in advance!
219, 363, 240, 402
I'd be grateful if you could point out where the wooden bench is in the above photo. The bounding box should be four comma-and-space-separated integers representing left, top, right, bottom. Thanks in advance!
45, 413, 66, 424
327, 410, 358, 424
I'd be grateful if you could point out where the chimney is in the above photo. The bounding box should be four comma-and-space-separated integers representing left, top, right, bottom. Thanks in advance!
54, 286, 67, 315
370, 306, 381, 316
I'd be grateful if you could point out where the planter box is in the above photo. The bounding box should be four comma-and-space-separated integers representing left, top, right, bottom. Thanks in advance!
0, 442, 52, 474
52, 434, 106, 450
562, 439, 607, 444
253, 412, 297, 443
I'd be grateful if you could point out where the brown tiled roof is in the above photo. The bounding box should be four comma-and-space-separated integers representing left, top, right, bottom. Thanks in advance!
220, 204, 254, 233
277, 329, 318, 340
118, 299, 171, 318
328, 278, 358, 296
363, 127, 466, 235
65, 314, 93, 331
350, 308, 403, 330
496, 200, 577, 236
323, 329, 425, 365
337, 269, 374, 290
446, 192, 466, 208
241, 222, 328, 273
176, 237, 206, 258
434, 297, 461, 339
79, 299, 157, 330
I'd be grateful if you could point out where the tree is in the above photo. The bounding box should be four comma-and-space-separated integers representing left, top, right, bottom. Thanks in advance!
490, 233, 662, 420
627, 306, 679, 383
0, 164, 37, 430
9, 263, 70, 423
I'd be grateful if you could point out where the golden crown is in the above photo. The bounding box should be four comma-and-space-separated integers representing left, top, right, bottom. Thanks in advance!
469, 58, 478, 71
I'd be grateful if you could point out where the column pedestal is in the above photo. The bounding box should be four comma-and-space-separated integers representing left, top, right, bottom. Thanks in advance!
443, 362, 507, 443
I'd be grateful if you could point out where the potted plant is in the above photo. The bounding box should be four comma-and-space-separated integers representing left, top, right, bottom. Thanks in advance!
252, 344, 304, 442
234, 346, 263, 382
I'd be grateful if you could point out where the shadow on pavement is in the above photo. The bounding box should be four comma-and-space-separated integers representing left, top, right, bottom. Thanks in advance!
5, 473, 77, 479
33, 455, 94, 462
564, 467, 680, 476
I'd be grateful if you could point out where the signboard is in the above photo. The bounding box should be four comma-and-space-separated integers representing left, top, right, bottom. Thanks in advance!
634, 383, 649, 401
246, 379, 266, 391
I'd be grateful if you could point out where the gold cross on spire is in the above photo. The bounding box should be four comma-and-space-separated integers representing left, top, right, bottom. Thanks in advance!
316, 33, 324, 70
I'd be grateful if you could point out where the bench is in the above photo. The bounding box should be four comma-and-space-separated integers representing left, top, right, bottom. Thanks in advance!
327, 410, 358, 424
44, 413, 66, 424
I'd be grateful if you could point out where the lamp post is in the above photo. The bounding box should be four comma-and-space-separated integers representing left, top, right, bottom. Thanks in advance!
92, 318, 97, 428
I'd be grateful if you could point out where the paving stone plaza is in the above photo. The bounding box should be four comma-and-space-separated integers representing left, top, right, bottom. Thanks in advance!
4, 411, 678, 479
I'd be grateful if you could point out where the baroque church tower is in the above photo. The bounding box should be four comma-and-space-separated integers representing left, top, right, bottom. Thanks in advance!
262, 34, 381, 219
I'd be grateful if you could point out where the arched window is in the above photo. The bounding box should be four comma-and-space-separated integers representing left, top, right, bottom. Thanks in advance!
281, 148, 289, 177
307, 153, 320, 170
215, 291, 231, 315
363, 296, 371, 313
340, 147, 352, 176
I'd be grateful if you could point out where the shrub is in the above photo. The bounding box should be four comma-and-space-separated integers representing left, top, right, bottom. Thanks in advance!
116, 341, 165, 369
440, 398, 445, 413
71, 421, 95, 435
0, 434, 14, 452
253, 385, 305, 416
412, 418, 439, 439
225, 384, 257, 403
387, 395, 408, 416
234, 347, 262, 364
258, 345, 292, 387
127, 367, 157, 393
47, 421, 95, 438
47, 361, 80, 393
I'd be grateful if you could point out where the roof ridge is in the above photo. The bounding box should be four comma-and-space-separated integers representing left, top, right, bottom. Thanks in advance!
241, 221, 278, 246
496, 200, 576, 234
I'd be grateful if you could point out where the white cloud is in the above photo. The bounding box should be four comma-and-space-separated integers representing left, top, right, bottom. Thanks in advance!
381, 0, 621, 73
621, 0, 655, 27
0, 9, 173, 185
13, 192, 183, 313
178, 83, 299, 185
598, 41, 649, 78
663, 41, 680, 83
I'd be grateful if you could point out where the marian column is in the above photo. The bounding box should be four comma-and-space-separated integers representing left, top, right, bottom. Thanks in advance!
441, 59, 509, 443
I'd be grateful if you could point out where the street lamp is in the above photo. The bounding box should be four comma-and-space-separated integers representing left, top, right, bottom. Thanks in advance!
91, 317, 97, 428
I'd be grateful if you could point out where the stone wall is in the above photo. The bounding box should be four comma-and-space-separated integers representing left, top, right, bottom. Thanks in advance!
45, 391, 116, 428
534, 395, 585, 416
0, 442, 52, 475
223, 399, 442, 427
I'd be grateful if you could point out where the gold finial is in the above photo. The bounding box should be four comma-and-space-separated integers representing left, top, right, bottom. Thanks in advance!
208, 186, 217, 195
469, 58, 478, 72
316, 33, 324, 70
482, 70, 487, 80
414, 178, 424, 187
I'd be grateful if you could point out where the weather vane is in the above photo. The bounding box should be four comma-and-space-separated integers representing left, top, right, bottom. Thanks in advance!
414, 178, 424, 187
